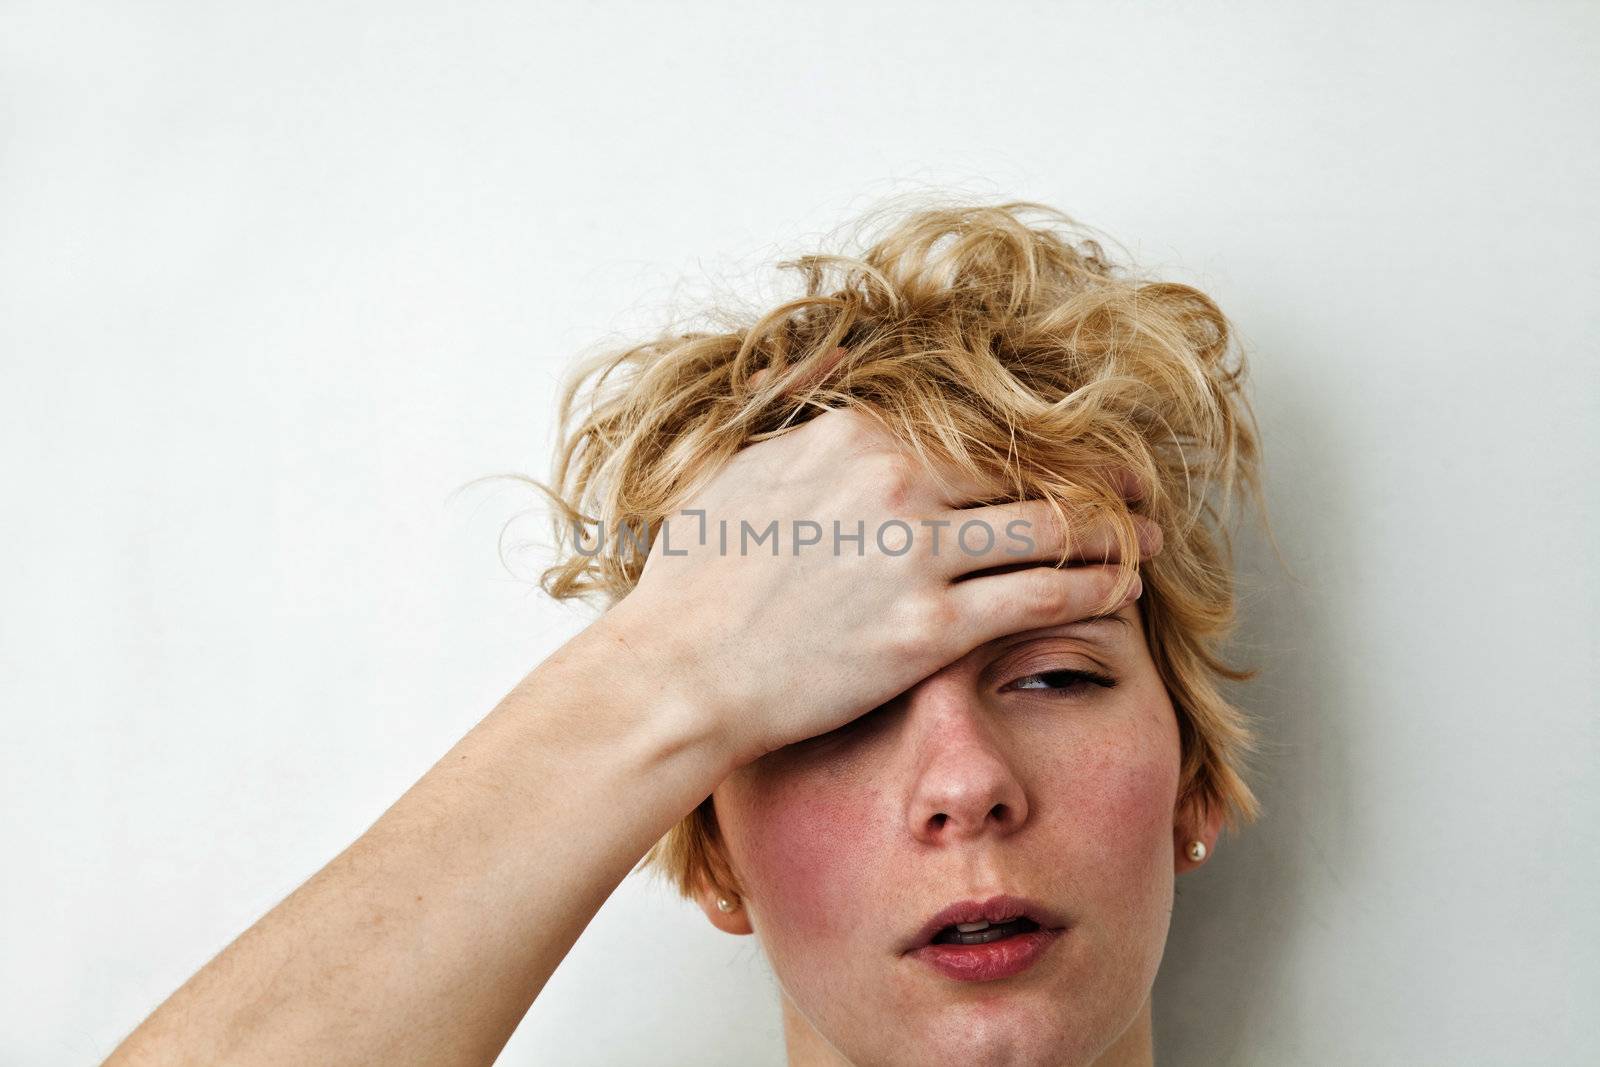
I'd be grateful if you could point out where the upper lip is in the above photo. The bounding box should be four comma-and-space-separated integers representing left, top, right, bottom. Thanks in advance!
900, 893, 1067, 954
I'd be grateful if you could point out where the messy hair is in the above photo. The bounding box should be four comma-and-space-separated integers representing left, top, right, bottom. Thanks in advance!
530, 198, 1269, 902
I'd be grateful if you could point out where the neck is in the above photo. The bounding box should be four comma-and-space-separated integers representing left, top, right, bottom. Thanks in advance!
1095, 995, 1155, 1066
782, 991, 1155, 1066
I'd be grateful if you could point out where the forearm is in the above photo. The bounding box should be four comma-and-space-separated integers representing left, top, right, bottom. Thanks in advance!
105, 611, 738, 1067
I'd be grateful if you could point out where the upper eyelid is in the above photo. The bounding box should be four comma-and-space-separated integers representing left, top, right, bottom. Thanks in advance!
1005, 665, 1104, 682
986, 652, 1111, 691
986, 620, 1131, 661
989, 637, 1118, 669
1005, 669, 1104, 692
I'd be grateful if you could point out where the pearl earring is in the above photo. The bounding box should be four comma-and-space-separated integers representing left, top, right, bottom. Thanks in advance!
1187, 840, 1208, 862
716, 896, 739, 913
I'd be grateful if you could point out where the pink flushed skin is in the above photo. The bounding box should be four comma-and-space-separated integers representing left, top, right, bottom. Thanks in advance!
908, 928, 1064, 982
706, 601, 1200, 1067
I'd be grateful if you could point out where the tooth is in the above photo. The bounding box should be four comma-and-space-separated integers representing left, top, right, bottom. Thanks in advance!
955, 921, 991, 932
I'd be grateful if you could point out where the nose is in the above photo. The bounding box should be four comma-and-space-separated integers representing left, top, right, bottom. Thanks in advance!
901, 672, 1030, 846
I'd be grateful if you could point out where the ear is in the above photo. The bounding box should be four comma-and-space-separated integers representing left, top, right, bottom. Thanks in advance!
1173, 794, 1225, 875
687, 798, 755, 935
692, 878, 755, 936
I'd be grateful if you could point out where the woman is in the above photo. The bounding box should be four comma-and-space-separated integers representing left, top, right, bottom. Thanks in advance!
105, 201, 1268, 1066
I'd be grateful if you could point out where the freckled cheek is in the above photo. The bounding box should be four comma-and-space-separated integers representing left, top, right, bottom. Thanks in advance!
725, 777, 881, 943
1106, 754, 1178, 856
1060, 730, 1180, 900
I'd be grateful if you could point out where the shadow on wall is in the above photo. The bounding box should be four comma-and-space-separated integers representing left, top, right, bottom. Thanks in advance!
1150, 374, 1354, 1065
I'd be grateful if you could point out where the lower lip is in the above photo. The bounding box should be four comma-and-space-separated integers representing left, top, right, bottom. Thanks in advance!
907, 928, 1063, 982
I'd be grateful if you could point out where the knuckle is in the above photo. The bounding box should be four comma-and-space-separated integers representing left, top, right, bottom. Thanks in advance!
1091, 564, 1132, 609
813, 406, 868, 442
898, 592, 960, 649
1014, 504, 1062, 556
872, 454, 919, 510
1136, 516, 1164, 555
800, 408, 851, 446
1020, 568, 1069, 621
929, 594, 963, 633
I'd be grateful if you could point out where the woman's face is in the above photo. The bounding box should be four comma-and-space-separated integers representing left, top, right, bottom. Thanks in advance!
702, 599, 1213, 1067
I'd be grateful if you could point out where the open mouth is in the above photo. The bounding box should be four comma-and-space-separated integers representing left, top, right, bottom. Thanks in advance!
908, 907, 1064, 982
902, 893, 1065, 955
930, 916, 1042, 945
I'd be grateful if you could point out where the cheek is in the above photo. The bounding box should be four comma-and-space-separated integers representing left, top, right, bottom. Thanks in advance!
720, 771, 882, 942
1078, 732, 1177, 841
1054, 703, 1182, 919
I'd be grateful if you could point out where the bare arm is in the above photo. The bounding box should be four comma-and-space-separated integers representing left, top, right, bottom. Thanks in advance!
104, 407, 1156, 1066
104, 606, 739, 1067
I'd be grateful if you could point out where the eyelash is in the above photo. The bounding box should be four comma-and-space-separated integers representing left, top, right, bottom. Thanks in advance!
789, 667, 1117, 753
1006, 668, 1118, 695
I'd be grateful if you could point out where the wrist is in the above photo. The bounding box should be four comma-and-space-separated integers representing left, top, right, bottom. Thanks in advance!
533, 596, 750, 781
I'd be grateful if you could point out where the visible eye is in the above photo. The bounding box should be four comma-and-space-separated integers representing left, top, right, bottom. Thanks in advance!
1006, 669, 1117, 694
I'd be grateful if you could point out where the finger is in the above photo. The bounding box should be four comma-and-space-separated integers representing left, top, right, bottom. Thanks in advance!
1104, 466, 1149, 504
939, 467, 1148, 510
803, 345, 849, 389
946, 563, 1143, 650
933, 502, 1162, 577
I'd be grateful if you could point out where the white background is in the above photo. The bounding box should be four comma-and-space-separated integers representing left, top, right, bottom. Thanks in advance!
3, 2, 1596, 1064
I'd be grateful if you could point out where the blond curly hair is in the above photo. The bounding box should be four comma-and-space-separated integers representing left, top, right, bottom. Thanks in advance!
525, 198, 1270, 903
